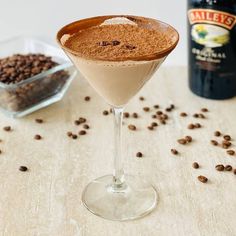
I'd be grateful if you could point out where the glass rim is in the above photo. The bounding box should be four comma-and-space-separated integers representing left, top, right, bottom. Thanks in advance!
56, 14, 179, 62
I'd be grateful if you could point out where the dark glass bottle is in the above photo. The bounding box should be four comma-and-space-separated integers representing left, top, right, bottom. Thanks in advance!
188, 0, 236, 99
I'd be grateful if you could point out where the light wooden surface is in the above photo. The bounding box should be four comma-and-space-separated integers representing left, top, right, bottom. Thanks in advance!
0, 66, 236, 236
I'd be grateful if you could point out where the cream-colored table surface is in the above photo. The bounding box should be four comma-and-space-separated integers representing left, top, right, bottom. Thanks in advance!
0, 66, 235, 236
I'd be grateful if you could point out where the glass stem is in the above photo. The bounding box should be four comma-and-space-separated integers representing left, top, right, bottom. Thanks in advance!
112, 107, 125, 189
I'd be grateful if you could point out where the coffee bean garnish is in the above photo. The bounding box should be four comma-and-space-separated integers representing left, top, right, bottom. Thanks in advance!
35, 118, 43, 123
132, 113, 138, 118
83, 124, 90, 129
125, 44, 136, 50
34, 134, 42, 140
124, 112, 130, 118
74, 120, 81, 125
0, 150, 2, 154
234, 169, 236, 175
178, 139, 187, 145
84, 96, 90, 101
103, 110, 109, 116
170, 104, 175, 109
211, 140, 218, 146
128, 124, 136, 131
227, 150, 235, 156
3, 126, 11, 132
185, 136, 192, 143
192, 162, 199, 169
79, 130, 86, 135
72, 134, 78, 139
139, 96, 145, 101
143, 107, 150, 112
152, 114, 157, 119
153, 105, 159, 109
19, 166, 28, 172
165, 107, 172, 112
111, 40, 120, 46
198, 113, 205, 119
151, 122, 158, 127
156, 111, 163, 115
188, 124, 195, 129
147, 126, 154, 130
198, 175, 208, 183
223, 135, 231, 141
222, 140, 231, 147
215, 164, 224, 171
193, 113, 199, 118
225, 165, 232, 171
136, 152, 143, 158
78, 117, 86, 123
214, 131, 221, 137
180, 112, 187, 117
98, 41, 110, 46
109, 108, 113, 113
160, 120, 166, 125
195, 123, 201, 128
201, 108, 208, 112
67, 131, 73, 137
171, 149, 178, 155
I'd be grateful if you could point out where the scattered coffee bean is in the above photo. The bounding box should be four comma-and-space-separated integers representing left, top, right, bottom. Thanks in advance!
198, 175, 208, 183
124, 112, 130, 118
136, 152, 143, 158
162, 114, 168, 120
143, 107, 150, 112
234, 169, 236, 175
72, 134, 78, 139
165, 107, 172, 112
222, 143, 229, 149
171, 149, 178, 155
111, 40, 120, 46
147, 126, 154, 130
0, 150, 2, 154
160, 120, 166, 125
153, 105, 159, 109
214, 131, 221, 137
211, 140, 218, 146
84, 96, 90, 101
139, 96, 145, 101
151, 122, 158, 127
225, 165, 232, 171
74, 120, 81, 125
98, 41, 110, 46
109, 108, 113, 113
178, 139, 187, 145
128, 125, 136, 131
78, 117, 86, 123
156, 111, 163, 115
152, 114, 157, 119
180, 112, 187, 117
67, 131, 73, 137
170, 104, 175, 109
3, 126, 11, 132
198, 113, 205, 119
227, 150, 235, 156
185, 136, 192, 143
132, 112, 138, 118
19, 166, 28, 172
223, 135, 231, 141
193, 113, 199, 118
192, 162, 199, 169
103, 110, 109, 116
188, 123, 195, 129
34, 134, 42, 140
222, 140, 231, 147
35, 118, 43, 123
195, 123, 201, 128
201, 108, 208, 112
215, 164, 224, 171
83, 124, 90, 129
79, 130, 86, 135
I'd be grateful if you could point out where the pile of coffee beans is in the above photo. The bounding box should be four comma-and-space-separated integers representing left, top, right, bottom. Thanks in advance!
0, 53, 69, 112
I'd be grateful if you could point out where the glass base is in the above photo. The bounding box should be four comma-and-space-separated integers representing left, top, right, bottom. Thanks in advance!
82, 175, 158, 221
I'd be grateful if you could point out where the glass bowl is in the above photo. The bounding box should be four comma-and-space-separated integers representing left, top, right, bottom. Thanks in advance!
0, 36, 77, 118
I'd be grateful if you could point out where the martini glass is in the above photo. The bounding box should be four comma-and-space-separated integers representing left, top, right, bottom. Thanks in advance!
57, 15, 179, 221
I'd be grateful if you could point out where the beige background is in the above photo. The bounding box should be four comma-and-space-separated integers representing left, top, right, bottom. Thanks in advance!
0, 67, 236, 236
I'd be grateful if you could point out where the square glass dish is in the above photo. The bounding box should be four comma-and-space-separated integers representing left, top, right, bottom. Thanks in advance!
0, 36, 76, 118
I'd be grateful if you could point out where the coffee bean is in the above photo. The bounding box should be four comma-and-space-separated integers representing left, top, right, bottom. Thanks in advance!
128, 125, 136, 131
151, 122, 158, 127
214, 131, 221, 137
79, 130, 86, 135
198, 175, 208, 183
143, 107, 150, 112
195, 123, 201, 128
222, 143, 229, 149
147, 126, 154, 130
72, 134, 78, 139
152, 114, 157, 119
225, 165, 232, 171
111, 40, 120, 46
139, 96, 145, 101
74, 120, 81, 125
199, 113, 205, 119
67, 131, 73, 137
223, 135, 231, 141
188, 124, 195, 129
171, 149, 178, 155
165, 107, 172, 112
170, 104, 175, 109
98, 41, 110, 46
153, 105, 159, 109
3, 126, 11, 131
160, 120, 166, 125
35, 118, 43, 123
215, 164, 224, 171
192, 162, 199, 169
19, 166, 28, 172
103, 110, 109, 116
156, 111, 163, 115
162, 114, 168, 120
178, 139, 187, 145
84, 96, 90, 101
136, 152, 143, 158
83, 124, 90, 129
124, 112, 130, 118
201, 108, 208, 112
125, 44, 136, 50
180, 112, 187, 117
109, 108, 113, 113
227, 150, 235, 155
78, 117, 86, 123
34, 134, 42, 140
132, 113, 138, 118
211, 140, 218, 146
185, 136, 192, 143
222, 140, 231, 147
234, 169, 236, 175
193, 113, 199, 118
